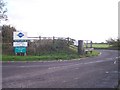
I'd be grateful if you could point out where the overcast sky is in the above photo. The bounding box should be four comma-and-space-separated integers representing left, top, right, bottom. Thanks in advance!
2, 0, 119, 42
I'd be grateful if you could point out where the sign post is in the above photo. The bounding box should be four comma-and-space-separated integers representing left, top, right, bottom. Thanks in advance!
13, 31, 28, 56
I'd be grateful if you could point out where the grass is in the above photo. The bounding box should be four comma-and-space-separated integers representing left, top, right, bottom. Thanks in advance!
2, 53, 79, 61
69, 45, 77, 52
0, 54, 1, 61
92, 43, 110, 49
92, 43, 120, 50
2, 50, 100, 61
79, 50, 100, 58
2, 44, 100, 61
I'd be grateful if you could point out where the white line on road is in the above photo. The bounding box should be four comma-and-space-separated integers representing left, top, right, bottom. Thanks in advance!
105, 71, 109, 74
114, 61, 117, 64
75, 68, 79, 70
74, 78, 78, 80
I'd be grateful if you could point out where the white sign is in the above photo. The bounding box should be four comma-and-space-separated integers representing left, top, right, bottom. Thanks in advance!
13, 42, 28, 47
13, 32, 27, 40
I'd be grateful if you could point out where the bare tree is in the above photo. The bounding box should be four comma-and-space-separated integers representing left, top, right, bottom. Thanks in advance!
0, 0, 7, 21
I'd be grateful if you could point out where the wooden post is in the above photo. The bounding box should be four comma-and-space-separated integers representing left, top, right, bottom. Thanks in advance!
39, 36, 41, 40
86, 40, 88, 48
53, 36, 55, 44
78, 40, 84, 55
90, 41, 92, 53
90, 41, 92, 48
67, 37, 70, 46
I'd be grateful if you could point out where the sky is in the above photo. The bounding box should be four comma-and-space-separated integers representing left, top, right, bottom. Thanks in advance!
1, 0, 119, 43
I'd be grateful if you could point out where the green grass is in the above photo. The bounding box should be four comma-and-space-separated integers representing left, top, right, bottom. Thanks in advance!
92, 43, 110, 49
0, 54, 1, 60
2, 50, 100, 61
87, 43, 119, 50
69, 45, 77, 52
2, 54, 79, 61
79, 50, 100, 58
2, 44, 100, 61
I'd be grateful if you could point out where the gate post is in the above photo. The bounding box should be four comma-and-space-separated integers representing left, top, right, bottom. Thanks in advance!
90, 41, 93, 53
78, 40, 84, 55
90, 41, 92, 48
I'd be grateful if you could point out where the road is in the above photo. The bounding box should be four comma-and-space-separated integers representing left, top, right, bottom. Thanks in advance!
2, 50, 119, 88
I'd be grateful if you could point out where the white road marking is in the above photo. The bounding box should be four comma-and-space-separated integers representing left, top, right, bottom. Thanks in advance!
74, 78, 78, 80
75, 68, 79, 70
105, 71, 118, 74
114, 61, 117, 64
105, 71, 109, 74
99, 52, 102, 55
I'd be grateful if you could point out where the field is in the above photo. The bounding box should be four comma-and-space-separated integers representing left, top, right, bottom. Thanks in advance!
91, 43, 110, 49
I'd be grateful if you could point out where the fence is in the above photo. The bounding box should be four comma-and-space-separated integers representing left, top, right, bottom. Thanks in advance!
78, 40, 93, 55
27, 36, 76, 55
2, 35, 93, 55
27, 36, 75, 44
2, 36, 76, 55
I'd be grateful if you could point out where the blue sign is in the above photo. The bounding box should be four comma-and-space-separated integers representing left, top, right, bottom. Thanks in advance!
15, 47, 26, 53
17, 32, 24, 38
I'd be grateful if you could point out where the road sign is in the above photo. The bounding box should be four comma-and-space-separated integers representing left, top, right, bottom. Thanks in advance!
15, 47, 26, 53
13, 32, 27, 40
13, 42, 28, 47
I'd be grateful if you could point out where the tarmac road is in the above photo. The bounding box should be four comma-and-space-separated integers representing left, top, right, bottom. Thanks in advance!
2, 50, 119, 88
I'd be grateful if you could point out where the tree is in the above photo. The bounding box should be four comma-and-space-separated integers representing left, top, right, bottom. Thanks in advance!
2, 25, 16, 55
0, 0, 7, 21
106, 38, 115, 45
2, 25, 16, 43
106, 38, 120, 49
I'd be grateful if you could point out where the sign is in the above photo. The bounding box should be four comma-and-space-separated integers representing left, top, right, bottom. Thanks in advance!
13, 31, 28, 55
13, 42, 28, 47
13, 32, 27, 40
15, 47, 26, 53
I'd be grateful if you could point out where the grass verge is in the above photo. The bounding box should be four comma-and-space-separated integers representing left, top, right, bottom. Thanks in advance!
79, 50, 100, 58
2, 50, 100, 61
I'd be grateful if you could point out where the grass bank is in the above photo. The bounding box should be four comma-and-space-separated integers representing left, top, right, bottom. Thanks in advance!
2, 50, 100, 61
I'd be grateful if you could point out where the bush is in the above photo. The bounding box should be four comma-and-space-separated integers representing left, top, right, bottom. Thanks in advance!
2, 43, 14, 55
27, 38, 72, 55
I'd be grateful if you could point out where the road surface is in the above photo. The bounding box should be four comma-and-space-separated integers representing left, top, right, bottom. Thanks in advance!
2, 50, 119, 88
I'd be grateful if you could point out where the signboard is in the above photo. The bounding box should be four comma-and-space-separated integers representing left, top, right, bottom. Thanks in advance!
15, 47, 26, 53
13, 31, 28, 55
13, 42, 28, 47
13, 32, 27, 40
